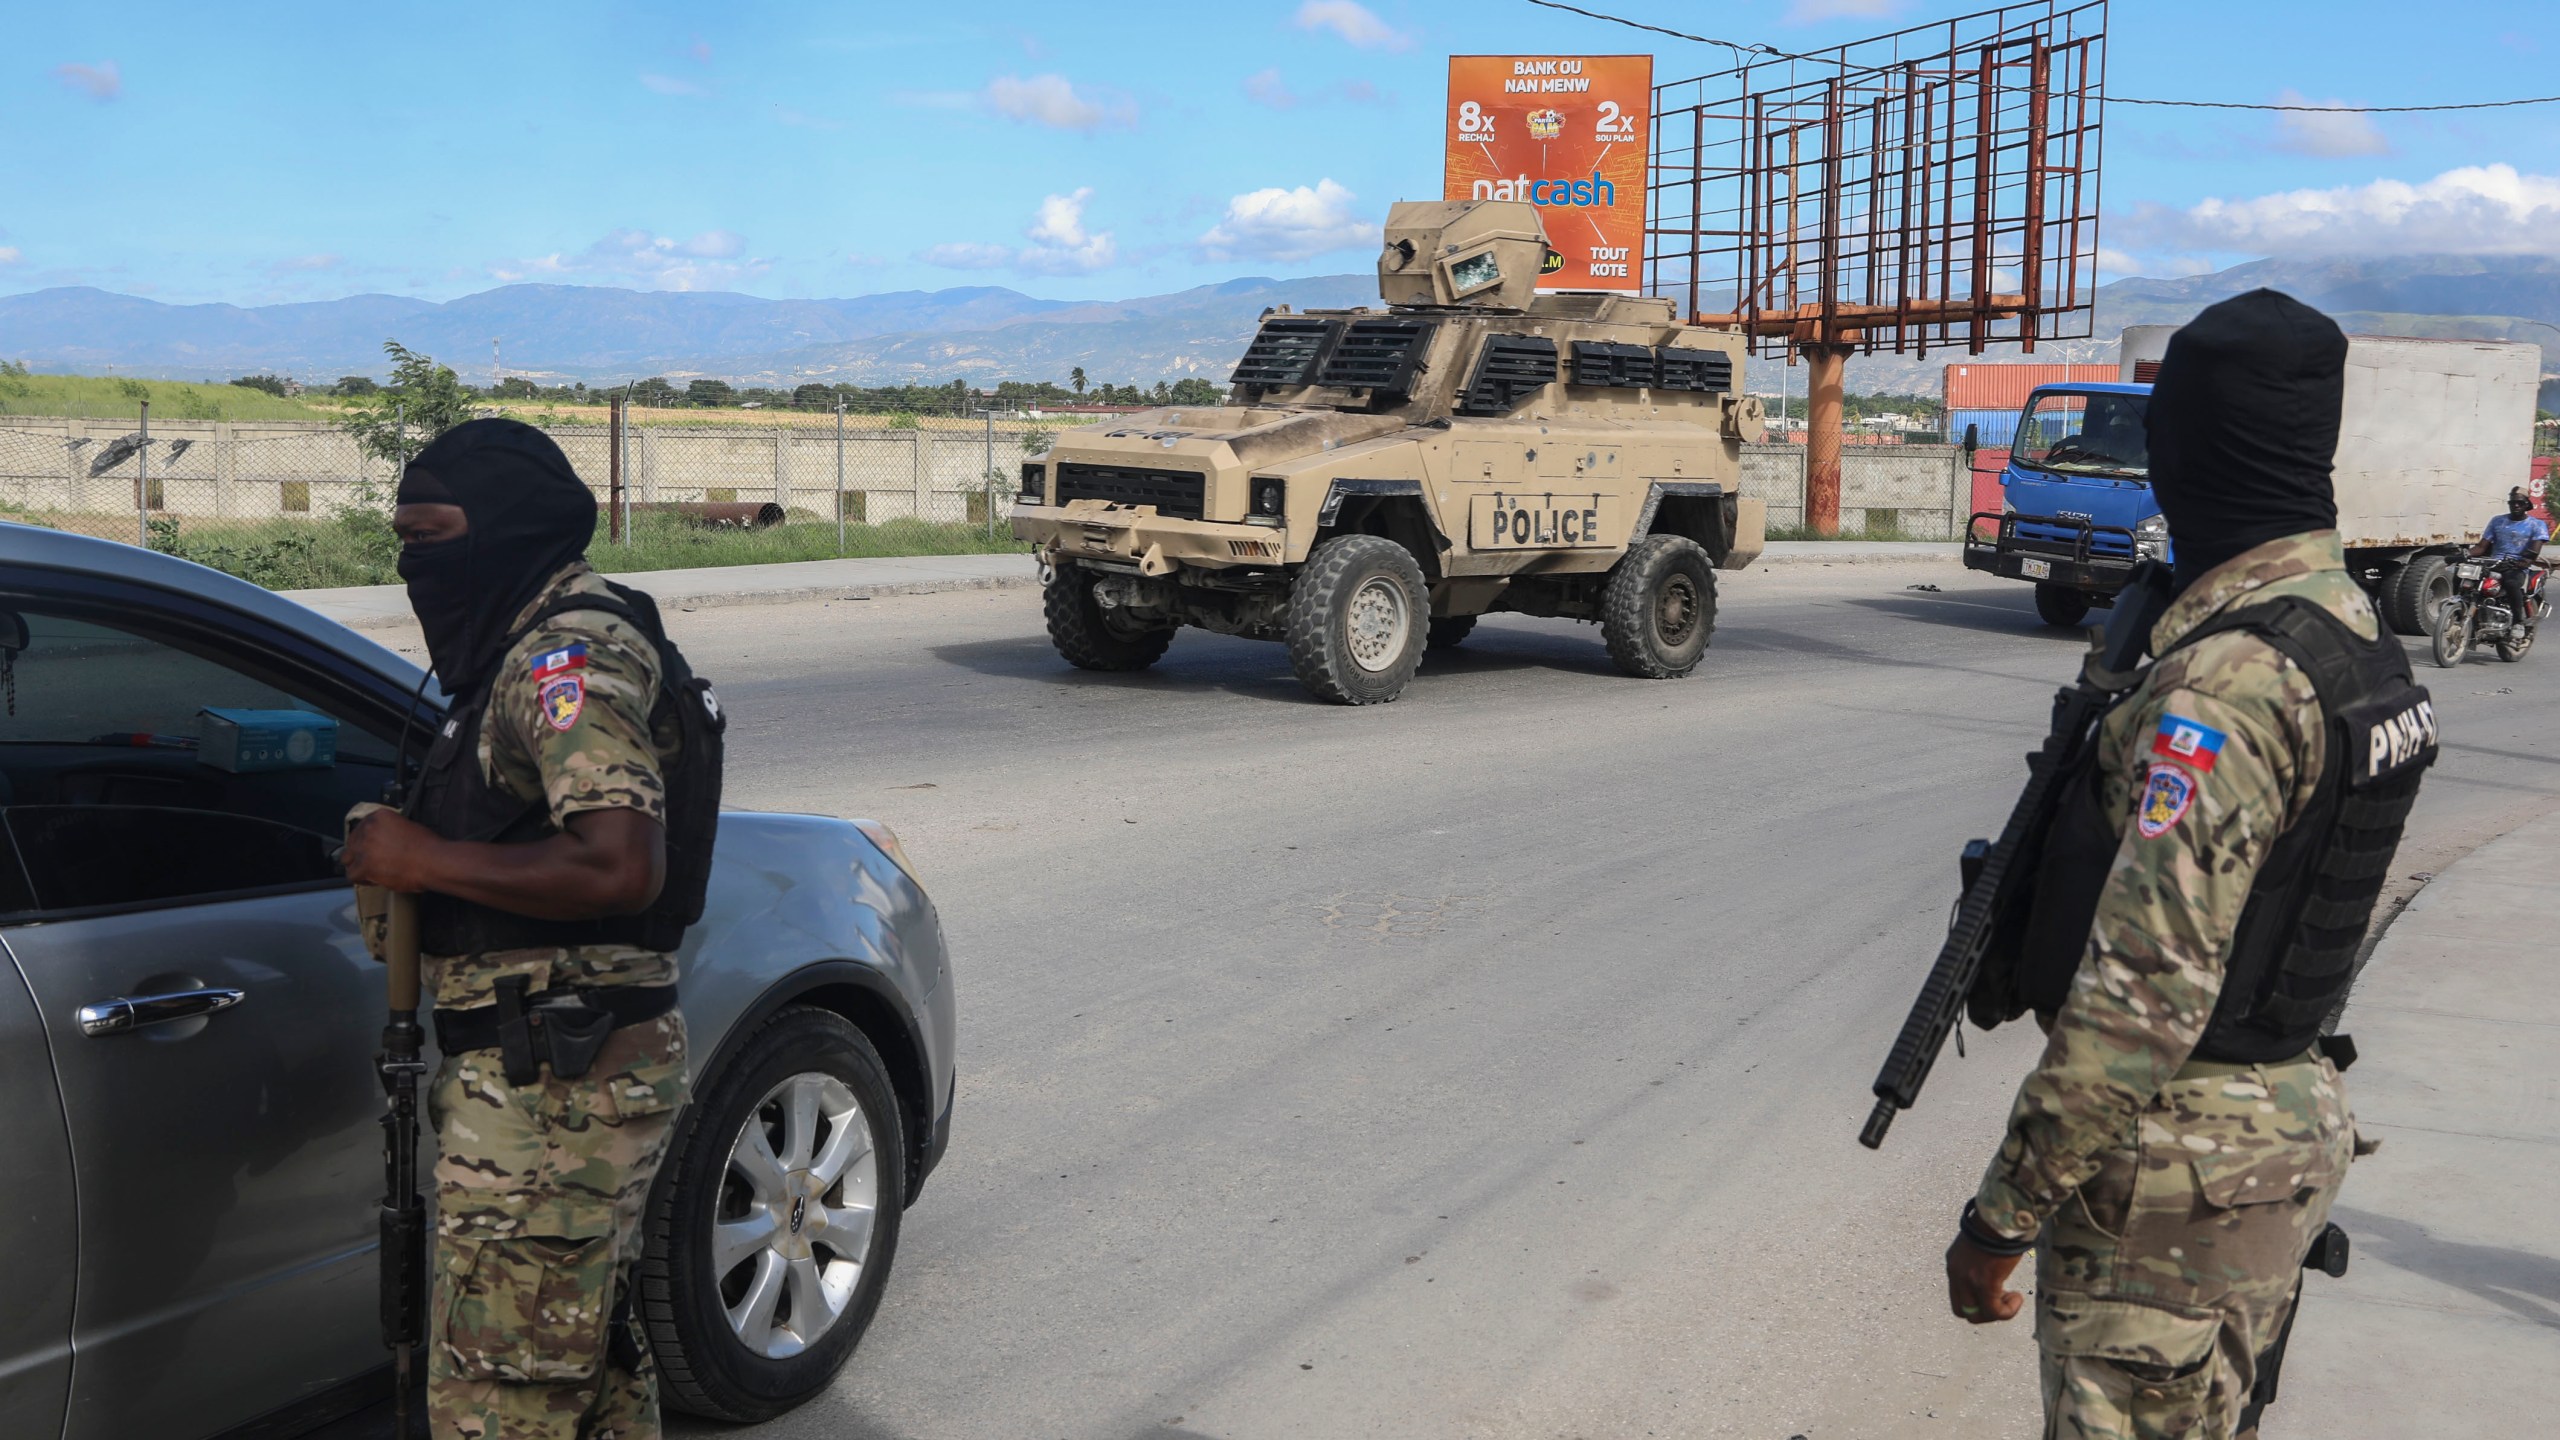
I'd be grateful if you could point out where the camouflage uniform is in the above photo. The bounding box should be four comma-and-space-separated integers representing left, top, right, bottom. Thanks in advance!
426, 560, 689, 1440
1974, 532, 2366, 1440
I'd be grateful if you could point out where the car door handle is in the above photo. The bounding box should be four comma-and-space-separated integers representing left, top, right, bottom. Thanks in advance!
78, 987, 247, 1037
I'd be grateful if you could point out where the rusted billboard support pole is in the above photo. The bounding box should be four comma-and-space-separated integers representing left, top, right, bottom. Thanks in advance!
1803, 343, 1852, 535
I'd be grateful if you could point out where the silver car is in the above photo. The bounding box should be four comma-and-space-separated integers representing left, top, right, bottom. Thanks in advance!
0, 525, 955, 1439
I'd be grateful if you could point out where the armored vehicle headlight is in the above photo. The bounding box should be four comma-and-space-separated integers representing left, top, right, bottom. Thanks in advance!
1249, 477, 1286, 522
1019, 462, 1047, 504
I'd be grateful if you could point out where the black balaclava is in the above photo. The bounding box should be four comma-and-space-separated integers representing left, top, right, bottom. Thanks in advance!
395, 418, 596, 693
2144, 288, 2348, 590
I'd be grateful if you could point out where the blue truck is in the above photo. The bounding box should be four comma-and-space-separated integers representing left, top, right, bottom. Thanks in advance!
1960, 380, 2161, 628
1962, 335, 2544, 637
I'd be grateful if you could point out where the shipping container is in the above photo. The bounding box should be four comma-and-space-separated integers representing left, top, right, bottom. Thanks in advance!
1941, 362, 2118, 411
1948, 407, 2019, 447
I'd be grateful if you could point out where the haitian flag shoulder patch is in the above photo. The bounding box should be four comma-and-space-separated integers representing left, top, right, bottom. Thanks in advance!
2151, 713, 2227, 773
529, 642, 589, 681
2136, 764, 2198, 839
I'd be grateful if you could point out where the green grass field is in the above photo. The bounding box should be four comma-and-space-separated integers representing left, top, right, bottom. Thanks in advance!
104, 506, 1024, 590
0, 371, 335, 422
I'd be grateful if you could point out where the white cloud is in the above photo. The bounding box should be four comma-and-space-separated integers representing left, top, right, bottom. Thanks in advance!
493, 229, 765, 290
1245, 68, 1389, 110
920, 191, 1119, 274
1785, 0, 1901, 21
985, 73, 1132, 132
55, 61, 120, 101
0, 248, 20, 266
1020, 190, 1117, 273
1246, 68, 1297, 109
918, 242, 1013, 270
2269, 91, 2390, 158
1293, 2, 1411, 52
1197, 180, 1375, 263
2116, 164, 2560, 261
640, 72, 710, 97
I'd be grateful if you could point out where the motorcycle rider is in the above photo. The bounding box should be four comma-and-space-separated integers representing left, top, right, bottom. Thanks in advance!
2468, 486, 2548, 628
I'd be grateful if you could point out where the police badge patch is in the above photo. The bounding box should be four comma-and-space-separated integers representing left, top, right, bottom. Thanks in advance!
540, 675, 585, 732
2136, 764, 2196, 839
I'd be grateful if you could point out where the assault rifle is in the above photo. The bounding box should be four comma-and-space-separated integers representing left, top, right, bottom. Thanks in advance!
1858, 561, 2176, 1149
378, 885, 426, 1438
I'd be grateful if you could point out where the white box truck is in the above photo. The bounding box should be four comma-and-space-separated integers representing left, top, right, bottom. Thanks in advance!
1970, 329, 2539, 631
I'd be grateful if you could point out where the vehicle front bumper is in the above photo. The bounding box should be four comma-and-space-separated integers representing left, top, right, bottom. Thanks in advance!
1963, 510, 2142, 594
1013, 501, 1285, 572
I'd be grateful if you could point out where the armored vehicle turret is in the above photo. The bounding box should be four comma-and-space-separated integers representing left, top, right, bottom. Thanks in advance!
1012, 198, 1766, 704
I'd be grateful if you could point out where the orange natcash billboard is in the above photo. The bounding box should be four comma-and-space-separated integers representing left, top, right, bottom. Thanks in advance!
1445, 54, 1652, 294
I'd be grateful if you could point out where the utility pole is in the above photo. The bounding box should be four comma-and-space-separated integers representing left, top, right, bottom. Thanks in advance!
491, 338, 502, 392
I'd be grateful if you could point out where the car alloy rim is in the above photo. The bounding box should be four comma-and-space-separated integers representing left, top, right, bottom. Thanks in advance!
1656, 574, 1700, 646
1344, 575, 1411, 673
713, 1071, 878, 1360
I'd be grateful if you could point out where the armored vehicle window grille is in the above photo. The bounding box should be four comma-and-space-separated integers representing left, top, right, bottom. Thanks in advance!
1571, 341, 1658, 389
1459, 335, 1559, 416
1655, 347, 1735, 394
1313, 319, 1436, 397
1229, 316, 1344, 391
1052, 463, 1206, 520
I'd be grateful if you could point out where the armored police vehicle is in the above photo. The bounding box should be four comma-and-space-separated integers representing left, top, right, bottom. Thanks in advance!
1011, 199, 1767, 705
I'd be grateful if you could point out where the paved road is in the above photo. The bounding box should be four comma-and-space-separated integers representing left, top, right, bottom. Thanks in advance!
583, 562, 2558, 1439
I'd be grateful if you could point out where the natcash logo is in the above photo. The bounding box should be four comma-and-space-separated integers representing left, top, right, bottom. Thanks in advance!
1470, 171, 1617, 207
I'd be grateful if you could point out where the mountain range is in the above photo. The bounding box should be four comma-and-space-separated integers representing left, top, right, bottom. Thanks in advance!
2, 255, 2554, 400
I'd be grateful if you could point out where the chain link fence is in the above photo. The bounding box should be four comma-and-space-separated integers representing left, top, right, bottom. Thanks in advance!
0, 403, 1093, 590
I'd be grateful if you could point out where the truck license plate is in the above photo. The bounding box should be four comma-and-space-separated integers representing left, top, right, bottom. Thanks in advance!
2020, 557, 2052, 579
1469, 492, 1617, 549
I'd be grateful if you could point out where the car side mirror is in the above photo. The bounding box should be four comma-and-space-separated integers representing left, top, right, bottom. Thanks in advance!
1962, 422, 1979, 457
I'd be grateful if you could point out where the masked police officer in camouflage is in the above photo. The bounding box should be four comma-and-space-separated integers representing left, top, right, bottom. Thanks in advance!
1943, 292, 2438, 1439
346, 418, 719, 1439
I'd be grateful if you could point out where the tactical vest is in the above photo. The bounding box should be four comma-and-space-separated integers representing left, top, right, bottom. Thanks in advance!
2014, 595, 2436, 1062
410, 580, 727, 958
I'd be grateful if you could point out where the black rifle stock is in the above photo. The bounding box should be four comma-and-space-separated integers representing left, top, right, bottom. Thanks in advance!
1858, 561, 2174, 1150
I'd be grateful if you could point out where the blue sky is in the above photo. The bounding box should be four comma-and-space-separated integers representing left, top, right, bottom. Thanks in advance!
4, 0, 2556, 306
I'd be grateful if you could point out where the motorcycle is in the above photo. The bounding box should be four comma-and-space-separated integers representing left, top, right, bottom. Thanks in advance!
2430, 556, 2546, 667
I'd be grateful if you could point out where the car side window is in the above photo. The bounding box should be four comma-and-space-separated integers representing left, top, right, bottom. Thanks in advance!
0, 611, 402, 916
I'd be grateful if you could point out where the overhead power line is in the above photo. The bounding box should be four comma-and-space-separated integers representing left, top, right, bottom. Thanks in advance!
1524, 0, 2560, 113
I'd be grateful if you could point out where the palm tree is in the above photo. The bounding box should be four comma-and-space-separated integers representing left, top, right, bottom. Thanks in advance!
1070, 367, 1087, 396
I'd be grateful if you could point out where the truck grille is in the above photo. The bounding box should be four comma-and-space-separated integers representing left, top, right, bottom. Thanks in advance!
1314, 318, 1435, 397
1460, 334, 1559, 415
1052, 463, 1207, 520
1229, 316, 1342, 389
1655, 347, 1734, 394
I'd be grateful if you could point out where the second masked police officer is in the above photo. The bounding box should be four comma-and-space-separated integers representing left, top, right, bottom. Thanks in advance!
1943, 292, 2438, 1439
346, 418, 723, 1440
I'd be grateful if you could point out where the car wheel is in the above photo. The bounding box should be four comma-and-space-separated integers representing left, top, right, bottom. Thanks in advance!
643, 1007, 906, 1423
1287, 534, 1428, 704
2383, 554, 2451, 637
1601, 534, 1717, 678
1426, 615, 1478, 652
1045, 565, 1175, 672
2032, 583, 2092, 629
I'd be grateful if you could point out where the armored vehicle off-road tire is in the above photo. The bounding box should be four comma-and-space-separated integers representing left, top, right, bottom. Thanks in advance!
644, 1007, 906, 1423
2383, 554, 2452, 637
1288, 534, 1430, 704
2034, 583, 2093, 629
1427, 616, 1478, 651
1045, 566, 1176, 672
1602, 534, 1717, 679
